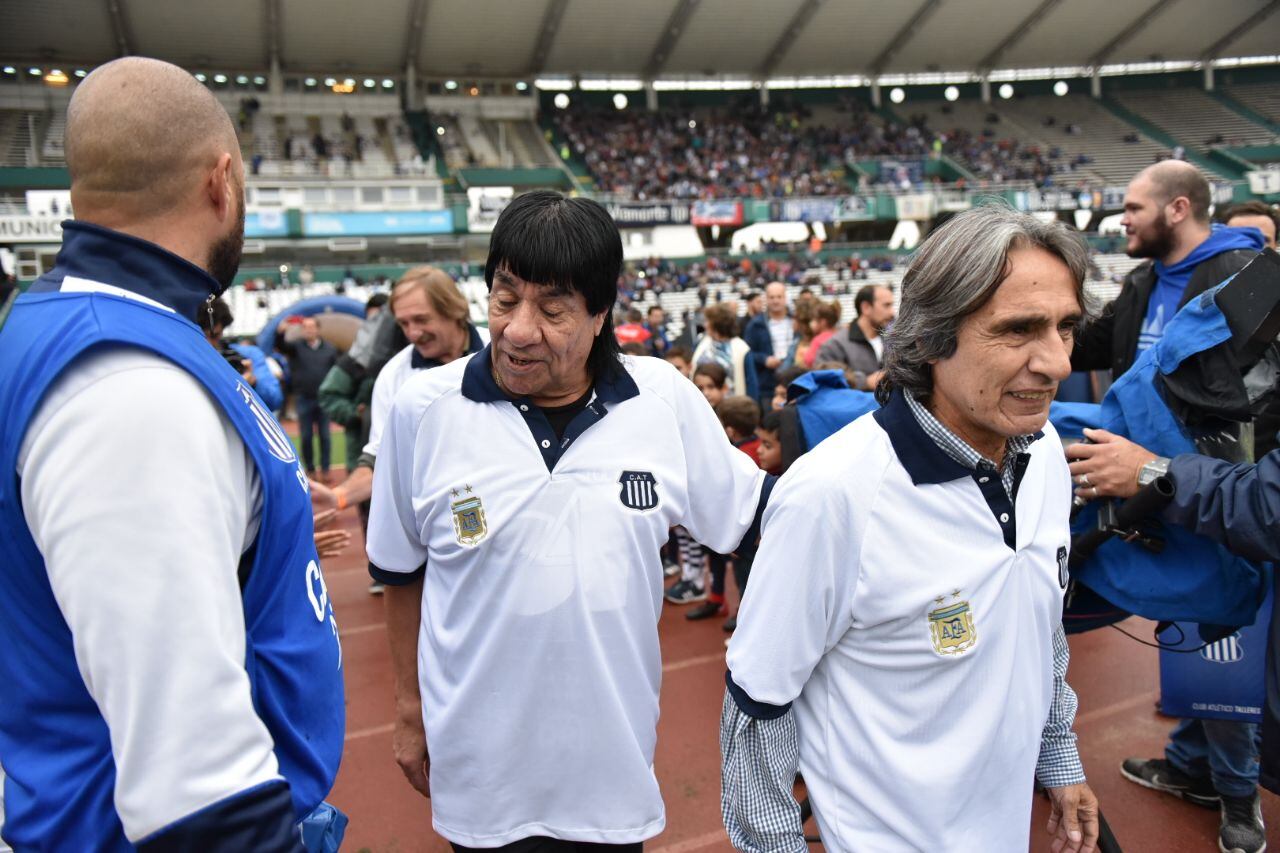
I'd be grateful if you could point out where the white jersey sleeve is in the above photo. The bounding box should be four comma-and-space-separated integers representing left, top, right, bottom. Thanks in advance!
362, 345, 411, 460
16, 349, 279, 842
365, 369, 435, 575
667, 370, 765, 554
726, 447, 874, 707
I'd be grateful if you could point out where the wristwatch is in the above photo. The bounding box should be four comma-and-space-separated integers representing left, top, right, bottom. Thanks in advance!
1137, 456, 1171, 487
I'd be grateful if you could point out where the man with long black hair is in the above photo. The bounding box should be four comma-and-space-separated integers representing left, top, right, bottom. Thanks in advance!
367, 191, 769, 851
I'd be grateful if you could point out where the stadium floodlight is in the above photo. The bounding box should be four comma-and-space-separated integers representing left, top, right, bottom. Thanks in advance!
74, 69, 87, 78
445, 80, 458, 90
436, 126, 445, 136
194, 72, 207, 82
363, 79, 376, 88
305, 77, 317, 86
28, 68, 41, 76
235, 75, 248, 85
1053, 80, 1069, 96
889, 87, 905, 104
688, 119, 697, 129
343, 78, 355, 86
382, 79, 395, 88
213, 74, 227, 83
998, 83, 1014, 99
2, 67, 15, 75
534, 78, 574, 91
944, 86, 959, 101
613, 93, 628, 110
515, 81, 528, 91
325, 78, 337, 86
253, 76, 265, 85
553, 93, 570, 109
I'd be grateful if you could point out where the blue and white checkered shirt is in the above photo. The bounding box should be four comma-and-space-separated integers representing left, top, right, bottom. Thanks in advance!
720, 392, 1085, 852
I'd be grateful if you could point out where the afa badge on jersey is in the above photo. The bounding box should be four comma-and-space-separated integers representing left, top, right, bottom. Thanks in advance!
928, 594, 977, 655
450, 486, 488, 547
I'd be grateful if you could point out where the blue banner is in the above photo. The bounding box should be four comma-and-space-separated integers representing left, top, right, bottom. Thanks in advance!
1159, 588, 1272, 722
302, 210, 453, 237
245, 210, 289, 238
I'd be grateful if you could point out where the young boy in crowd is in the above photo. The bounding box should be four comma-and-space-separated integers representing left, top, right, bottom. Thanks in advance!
771, 365, 809, 412
665, 345, 692, 378
756, 409, 784, 476
687, 396, 762, 630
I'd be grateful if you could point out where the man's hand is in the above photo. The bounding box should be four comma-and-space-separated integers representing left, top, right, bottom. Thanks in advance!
393, 701, 431, 798
1066, 428, 1158, 502
1045, 782, 1099, 853
766, 355, 781, 370
309, 479, 338, 510
313, 528, 350, 558
239, 360, 257, 388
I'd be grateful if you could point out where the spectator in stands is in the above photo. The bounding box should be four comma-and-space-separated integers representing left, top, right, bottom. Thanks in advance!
744, 291, 763, 320
744, 281, 792, 406
693, 303, 758, 400
665, 344, 692, 378
196, 296, 283, 412
789, 299, 817, 368
1222, 200, 1278, 250
771, 364, 809, 412
803, 300, 841, 368
692, 362, 729, 409
754, 408, 784, 476
644, 304, 670, 356
1072, 161, 1267, 844
816, 283, 894, 390
687, 396, 763, 629
277, 316, 338, 480
615, 307, 652, 348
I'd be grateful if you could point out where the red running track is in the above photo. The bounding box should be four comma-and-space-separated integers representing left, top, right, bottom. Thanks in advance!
319, 508, 1278, 852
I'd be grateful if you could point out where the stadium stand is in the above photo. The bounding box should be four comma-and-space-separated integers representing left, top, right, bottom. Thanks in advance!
997, 95, 1180, 185
1224, 82, 1280, 124
1113, 88, 1279, 153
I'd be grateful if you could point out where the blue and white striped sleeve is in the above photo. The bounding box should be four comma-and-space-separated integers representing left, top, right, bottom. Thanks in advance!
1036, 622, 1086, 788
719, 689, 807, 853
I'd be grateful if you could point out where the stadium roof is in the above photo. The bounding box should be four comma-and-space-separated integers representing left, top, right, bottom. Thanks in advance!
4, 0, 1279, 81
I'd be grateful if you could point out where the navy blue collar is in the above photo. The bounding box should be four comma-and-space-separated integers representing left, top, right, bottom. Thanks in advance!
461, 345, 639, 406
874, 389, 1044, 486
29, 221, 222, 322
873, 389, 980, 486
410, 323, 486, 370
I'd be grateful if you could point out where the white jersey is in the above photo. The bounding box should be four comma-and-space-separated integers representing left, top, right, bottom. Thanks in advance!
364, 328, 490, 460
728, 397, 1072, 851
367, 350, 764, 847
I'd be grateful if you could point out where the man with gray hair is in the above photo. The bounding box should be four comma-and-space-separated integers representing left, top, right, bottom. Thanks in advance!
721, 204, 1099, 851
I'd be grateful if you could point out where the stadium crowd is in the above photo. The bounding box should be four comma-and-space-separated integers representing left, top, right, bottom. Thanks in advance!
553, 96, 1090, 200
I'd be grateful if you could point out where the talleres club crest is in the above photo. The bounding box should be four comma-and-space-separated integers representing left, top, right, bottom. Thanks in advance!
618, 470, 659, 512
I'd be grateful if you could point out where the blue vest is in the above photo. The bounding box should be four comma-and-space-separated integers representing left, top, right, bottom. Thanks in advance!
1049, 283, 1268, 628
0, 290, 344, 849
